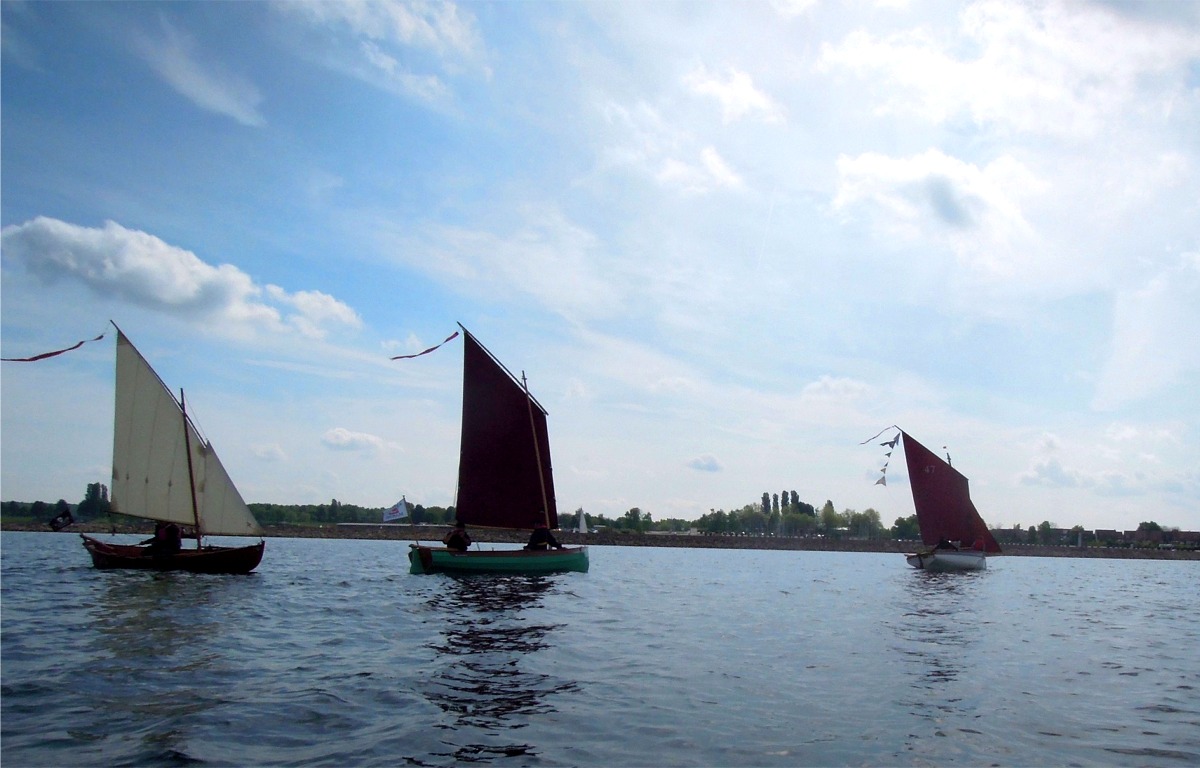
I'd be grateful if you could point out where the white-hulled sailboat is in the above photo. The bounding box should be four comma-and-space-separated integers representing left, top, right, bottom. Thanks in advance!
898, 430, 1000, 572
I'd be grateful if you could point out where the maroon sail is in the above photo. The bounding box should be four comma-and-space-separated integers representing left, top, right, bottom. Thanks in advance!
454, 328, 558, 530
901, 431, 1000, 553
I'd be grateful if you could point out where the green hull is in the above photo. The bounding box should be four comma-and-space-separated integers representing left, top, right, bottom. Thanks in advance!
409, 544, 589, 574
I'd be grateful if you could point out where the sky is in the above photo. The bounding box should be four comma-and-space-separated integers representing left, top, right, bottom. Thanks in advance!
2, 0, 1198, 534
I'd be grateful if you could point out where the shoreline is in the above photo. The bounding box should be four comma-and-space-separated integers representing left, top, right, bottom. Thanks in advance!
5, 521, 1197, 560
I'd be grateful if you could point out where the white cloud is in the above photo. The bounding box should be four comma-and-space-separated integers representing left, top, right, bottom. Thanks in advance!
132, 17, 265, 127
273, 0, 486, 104
1092, 254, 1200, 409
0, 217, 361, 339
656, 146, 745, 195
357, 40, 449, 102
832, 148, 1047, 278
252, 443, 287, 461
321, 427, 384, 452
818, 1, 1200, 139
280, 0, 482, 57
265, 286, 364, 339
392, 204, 620, 322
687, 454, 723, 473
685, 64, 785, 124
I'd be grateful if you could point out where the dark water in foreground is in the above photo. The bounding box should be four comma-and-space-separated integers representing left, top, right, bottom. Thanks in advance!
2, 532, 1198, 767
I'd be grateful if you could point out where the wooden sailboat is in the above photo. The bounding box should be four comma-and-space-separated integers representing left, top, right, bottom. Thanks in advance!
408, 325, 588, 574
900, 430, 1000, 572
81, 326, 265, 574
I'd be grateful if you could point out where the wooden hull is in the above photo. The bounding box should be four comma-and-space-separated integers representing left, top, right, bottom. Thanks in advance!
408, 544, 589, 575
906, 549, 987, 572
81, 535, 264, 574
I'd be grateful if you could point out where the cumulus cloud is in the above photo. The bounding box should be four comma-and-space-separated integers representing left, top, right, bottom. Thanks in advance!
0, 217, 361, 339
252, 443, 288, 461
132, 17, 265, 127
817, 2, 1200, 139
687, 454, 723, 472
685, 64, 785, 124
832, 148, 1042, 275
656, 146, 744, 195
321, 427, 384, 452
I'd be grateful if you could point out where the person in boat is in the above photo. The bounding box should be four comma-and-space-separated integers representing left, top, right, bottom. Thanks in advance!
140, 521, 182, 556
525, 518, 564, 551
442, 520, 472, 552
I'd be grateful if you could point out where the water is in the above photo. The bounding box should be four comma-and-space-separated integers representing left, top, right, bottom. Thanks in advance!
2, 531, 1197, 767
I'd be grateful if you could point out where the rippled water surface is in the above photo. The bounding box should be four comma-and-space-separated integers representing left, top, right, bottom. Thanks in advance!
3, 532, 1198, 766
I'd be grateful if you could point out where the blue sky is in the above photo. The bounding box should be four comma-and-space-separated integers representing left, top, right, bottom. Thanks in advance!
3, 0, 1198, 533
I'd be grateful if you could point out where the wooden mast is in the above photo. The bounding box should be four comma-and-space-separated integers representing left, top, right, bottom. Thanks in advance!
523, 371, 551, 529
180, 389, 203, 549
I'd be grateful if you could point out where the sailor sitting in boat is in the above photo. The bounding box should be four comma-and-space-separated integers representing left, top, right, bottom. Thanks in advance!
140, 522, 182, 556
525, 518, 564, 551
442, 521, 472, 551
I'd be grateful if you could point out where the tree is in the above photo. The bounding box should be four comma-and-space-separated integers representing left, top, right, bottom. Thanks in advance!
1137, 521, 1163, 533
76, 482, 110, 520
761, 493, 770, 517
820, 500, 842, 533
772, 493, 780, 515
622, 507, 644, 533
892, 514, 920, 540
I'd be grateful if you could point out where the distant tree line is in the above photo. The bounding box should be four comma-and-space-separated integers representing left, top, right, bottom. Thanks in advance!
0, 484, 1181, 547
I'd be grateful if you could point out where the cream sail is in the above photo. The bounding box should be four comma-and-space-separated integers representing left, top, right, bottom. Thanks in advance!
111, 329, 261, 536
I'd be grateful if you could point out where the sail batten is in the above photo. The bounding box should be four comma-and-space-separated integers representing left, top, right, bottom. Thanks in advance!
110, 330, 261, 537
901, 431, 1000, 553
454, 329, 558, 530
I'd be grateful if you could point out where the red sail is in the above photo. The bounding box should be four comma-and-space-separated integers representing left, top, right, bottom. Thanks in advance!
454, 329, 558, 530
901, 432, 1000, 553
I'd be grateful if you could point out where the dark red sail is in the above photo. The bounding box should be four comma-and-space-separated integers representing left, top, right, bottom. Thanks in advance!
454, 328, 558, 530
901, 431, 1000, 553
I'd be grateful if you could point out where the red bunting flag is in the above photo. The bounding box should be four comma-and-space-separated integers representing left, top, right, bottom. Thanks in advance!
2, 333, 106, 362
390, 331, 459, 360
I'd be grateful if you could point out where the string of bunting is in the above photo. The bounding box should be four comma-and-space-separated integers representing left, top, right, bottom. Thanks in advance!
860, 425, 900, 486
390, 330, 459, 360
1, 332, 107, 362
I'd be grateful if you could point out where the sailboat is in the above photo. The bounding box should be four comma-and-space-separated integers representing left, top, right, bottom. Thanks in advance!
900, 430, 1000, 572
80, 326, 265, 574
575, 508, 588, 534
408, 325, 588, 574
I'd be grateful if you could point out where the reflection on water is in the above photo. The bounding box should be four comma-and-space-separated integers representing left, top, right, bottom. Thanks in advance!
892, 571, 986, 694
422, 573, 578, 761
77, 570, 249, 764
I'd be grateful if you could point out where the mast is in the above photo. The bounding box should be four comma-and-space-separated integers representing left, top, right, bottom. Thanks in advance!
523, 371, 551, 529
180, 389, 203, 549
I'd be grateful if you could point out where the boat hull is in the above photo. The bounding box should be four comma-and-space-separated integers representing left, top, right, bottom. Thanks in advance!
81, 535, 265, 574
906, 549, 987, 572
408, 544, 589, 575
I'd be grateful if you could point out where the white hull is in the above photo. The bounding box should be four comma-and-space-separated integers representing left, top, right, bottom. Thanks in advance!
906, 549, 987, 572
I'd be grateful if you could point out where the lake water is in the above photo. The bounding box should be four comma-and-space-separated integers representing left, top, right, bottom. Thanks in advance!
2, 531, 1197, 767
